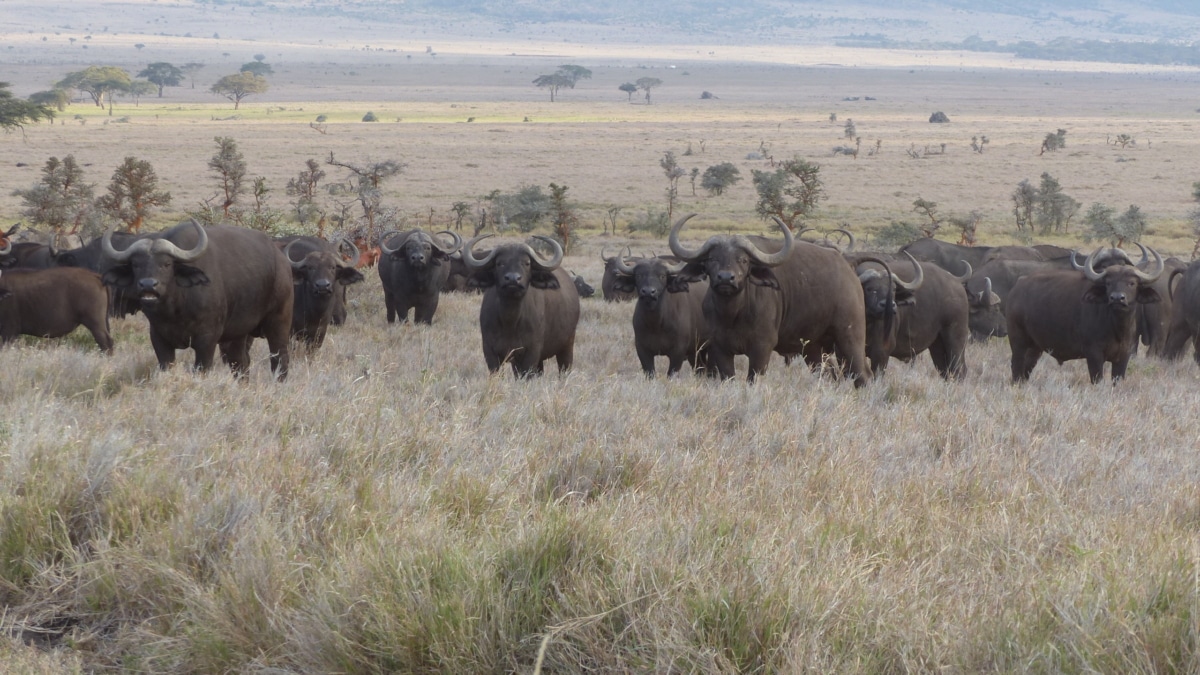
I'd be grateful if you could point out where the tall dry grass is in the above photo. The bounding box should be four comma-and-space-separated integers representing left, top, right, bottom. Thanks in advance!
4, 258, 1200, 672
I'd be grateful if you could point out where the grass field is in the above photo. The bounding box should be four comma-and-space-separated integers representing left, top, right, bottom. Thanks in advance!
6, 9, 1200, 670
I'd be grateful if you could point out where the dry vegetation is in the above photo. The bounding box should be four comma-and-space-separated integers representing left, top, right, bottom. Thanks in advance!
6, 7, 1200, 670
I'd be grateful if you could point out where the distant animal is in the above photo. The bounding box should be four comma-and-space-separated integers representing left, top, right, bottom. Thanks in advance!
463, 235, 580, 377
668, 214, 869, 384
962, 257, 1075, 340
900, 237, 1047, 273
608, 255, 711, 376
1006, 246, 1164, 383
378, 229, 462, 324
276, 236, 364, 350
846, 251, 969, 379
600, 246, 639, 302
101, 220, 293, 379
0, 267, 113, 353
572, 272, 595, 298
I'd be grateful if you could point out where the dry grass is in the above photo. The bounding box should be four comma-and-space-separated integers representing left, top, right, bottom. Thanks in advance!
3, 266, 1200, 671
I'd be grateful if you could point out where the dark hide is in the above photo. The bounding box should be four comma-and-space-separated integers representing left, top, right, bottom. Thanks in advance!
51, 232, 142, 317
0, 242, 54, 270
1163, 261, 1200, 364
101, 222, 293, 379
611, 257, 711, 377
900, 237, 1048, 274
0, 268, 113, 353
276, 236, 364, 351
963, 257, 1075, 340
378, 229, 455, 324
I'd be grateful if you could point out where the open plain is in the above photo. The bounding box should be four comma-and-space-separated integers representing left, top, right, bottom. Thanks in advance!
6, 2, 1200, 672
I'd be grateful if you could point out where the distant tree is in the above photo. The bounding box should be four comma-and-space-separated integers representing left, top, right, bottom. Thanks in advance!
286, 158, 326, 231
548, 182, 579, 254
844, 118, 857, 138
751, 157, 824, 229
450, 200, 472, 231
929, 111, 950, 123
1034, 172, 1080, 233
96, 157, 171, 232
253, 53, 267, 63
27, 88, 71, 112
210, 71, 268, 109
0, 82, 55, 130
912, 197, 941, 237
532, 73, 572, 102
121, 80, 157, 106
1083, 202, 1146, 248
1040, 128, 1068, 154
240, 61, 274, 78
636, 77, 663, 104
557, 65, 592, 85
181, 62, 205, 89
13, 155, 95, 233
619, 82, 638, 101
660, 151, 686, 220
971, 135, 989, 153
326, 152, 406, 241
208, 136, 246, 218
1011, 179, 1037, 231
137, 62, 184, 97
700, 162, 742, 196
56, 66, 131, 108
689, 167, 700, 196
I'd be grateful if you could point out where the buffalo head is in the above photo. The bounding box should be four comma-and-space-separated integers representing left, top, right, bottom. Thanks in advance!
380, 229, 462, 270
571, 273, 595, 298
1080, 245, 1163, 311
284, 237, 364, 296
463, 235, 563, 298
609, 256, 690, 310
667, 214, 793, 296
853, 252, 924, 319
101, 219, 209, 309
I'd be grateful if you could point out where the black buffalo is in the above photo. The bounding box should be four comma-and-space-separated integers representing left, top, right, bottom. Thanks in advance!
572, 273, 596, 298
609, 255, 711, 377
1163, 260, 1200, 364
669, 214, 870, 384
0, 267, 113, 353
901, 237, 1047, 273
378, 229, 462, 324
277, 236, 364, 350
963, 257, 1075, 340
0, 241, 54, 270
1007, 247, 1164, 384
847, 252, 970, 379
464, 235, 580, 377
101, 220, 293, 379
601, 247, 639, 302
51, 231, 143, 317
1136, 255, 1187, 357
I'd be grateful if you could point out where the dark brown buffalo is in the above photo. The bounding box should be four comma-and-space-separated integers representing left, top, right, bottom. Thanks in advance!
669, 214, 869, 384
378, 229, 462, 324
1007, 247, 1164, 383
101, 220, 293, 379
900, 237, 1046, 273
276, 236, 364, 350
1135, 255, 1187, 357
0, 268, 113, 353
609, 256, 711, 377
1163, 260, 1200, 364
847, 252, 970, 379
963, 257, 1076, 340
572, 273, 595, 298
0, 241, 54, 269
601, 247, 639, 302
441, 252, 475, 293
464, 235, 580, 377
51, 231, 143, 317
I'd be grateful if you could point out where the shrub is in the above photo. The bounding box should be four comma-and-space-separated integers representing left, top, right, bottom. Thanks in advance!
362, 111, 378, 122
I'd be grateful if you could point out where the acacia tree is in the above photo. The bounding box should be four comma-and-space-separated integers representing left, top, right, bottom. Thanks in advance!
701, 162, 741, 196
532, 64, 591, 102
619, 82, 638, 101
240, 61, 274, 77
286, 158, 327, 232
326, 152, 406, 242
208, 137, 247, 218
137, 62, 184, 97
56, 66, 131, 108
14, 155, 95, 233
660, 151, 686, 220
1083, 203, 1146, 248
181, 62, 205, 89
548, 182, 579, 254
210, 71, 269, 109
636, 77, 663, 104
751, 158, 825, 229
96, 157, 172, 232
27, 88, 71, 112
0, 82, 54, 131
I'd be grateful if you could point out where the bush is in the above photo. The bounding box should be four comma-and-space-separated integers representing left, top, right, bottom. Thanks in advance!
700, 162, 742, 196
874, 221, 924, 250
929, 111, 950, 123
361, 111, 378, 122
626, 209, 670, 236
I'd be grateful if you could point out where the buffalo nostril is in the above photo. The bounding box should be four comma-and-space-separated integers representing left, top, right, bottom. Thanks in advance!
138, 279, 158, 290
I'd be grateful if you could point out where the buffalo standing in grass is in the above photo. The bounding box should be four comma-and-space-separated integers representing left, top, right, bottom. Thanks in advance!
464, 235, 580, 377
51, 231, 143, 317
669, 214, 870, 384
847, 252, 970, 379
1007, 246, 1164, 384
901, 237, 1048, 273
0, 241, 54, 270
378, 229, 462, 324
277, 236, 364, 350
102, 220, 293, 379
601, 247, 639, 302
963, 257, 1076, 340
0, 267, 113, 353
609, 256, 711, 377
1163, 260, 1200, 364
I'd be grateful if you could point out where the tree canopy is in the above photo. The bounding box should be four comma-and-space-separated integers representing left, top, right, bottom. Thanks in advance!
137, 62, 184, 97
0, 82, 55, 131
532, 64, 592, 102
210, 72, 269, 109
636, 77, 663, 103
240, 61, 274, 77
56, 66, 131, 108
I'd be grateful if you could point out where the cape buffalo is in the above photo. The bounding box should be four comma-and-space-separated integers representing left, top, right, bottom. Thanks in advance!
51, 231, 143, 317
608, 256, 711, 377
1135, 255, 1187, 357
0, 242, 54, 269
572, 273, 596, 298
278, 236, 365, 350
464, 235, 580, 377
101, 220, 293, 379
600, 247, 639, 302
1007, 246, 1164, 384
847, 252, 970, 379
0, 268, 113, 353
1163, 260, 1200, 364
378, 229, 462, 324
669, 214, 870, 385
963, 257, 1076, 340
900, 237, 1047, 273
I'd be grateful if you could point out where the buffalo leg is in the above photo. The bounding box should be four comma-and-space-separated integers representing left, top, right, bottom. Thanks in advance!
832, 330, 870, 388
710, 347, 737, 380
148, 328, 177, 370
413, 296, 440, 325
219, 337, 250, 378
1105, 356, 1129, 384
636, 344, 657, 377
1010, 344, 1041, 382
83, 316, 114, 355
556, 338, 574, 374
383, 289, 397, 324
928, 336, 965, 381
666, 352, 686, 377
265, 320, 291, 382
746, 344, 773, 383
484, 347, 503, 374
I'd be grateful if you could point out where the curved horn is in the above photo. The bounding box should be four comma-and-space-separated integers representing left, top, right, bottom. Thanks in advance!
282, 239, 306, 268
891, 251, 924, 291
831, 228, 856, 252
333, 235, 359, 266
600, 245, 614, 262
667, 213, 714, 262
152, 219, 208, 262
1071, 250, 1084, 271
854, 255, 892, 283
524, 236, 563, 271
0, 238, 10, 256
978, 276, 994, 303
462, 234, 497, 269
613, 254, 638, 275
1082, 247, 1108, 282
1131, 245, 1164, 283
378, 229, 410, 256
731, 217, 794, 267
952, 259, 972, 282
433, 230, 462, 255
1134, 242, 1149, 267
102, 225, 152, 261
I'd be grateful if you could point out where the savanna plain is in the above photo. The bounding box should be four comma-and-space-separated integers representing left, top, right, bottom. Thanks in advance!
7, 23, 1200, 673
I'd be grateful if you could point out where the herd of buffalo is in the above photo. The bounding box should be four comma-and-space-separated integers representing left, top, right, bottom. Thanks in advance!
1, 215, 1199, 385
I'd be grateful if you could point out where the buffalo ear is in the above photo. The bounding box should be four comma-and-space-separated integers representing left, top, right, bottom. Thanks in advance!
337, 266, 365, 285
894, 290, 917, 306
1082, 284, 1107, 304
665, 274, 691, 293
174, 265, 211, 288
290, 266, 308, 286
671, 263, 706, 288
748, 265, 780, 289
531, 270, 560, 290
102, 266, 134, 288
1137, 286, 1162, 304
